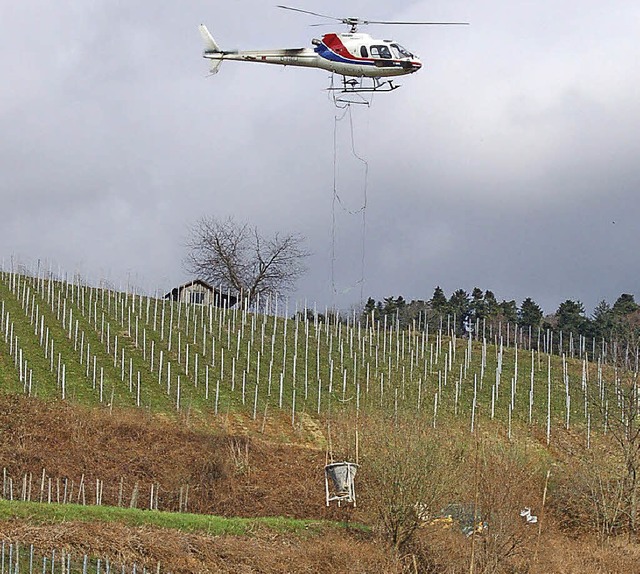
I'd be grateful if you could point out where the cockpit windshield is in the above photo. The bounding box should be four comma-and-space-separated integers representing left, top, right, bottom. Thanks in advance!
390, 43, 413, 59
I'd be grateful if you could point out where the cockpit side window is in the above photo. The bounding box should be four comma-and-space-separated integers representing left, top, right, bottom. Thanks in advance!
360, 46, 368, 58
370, 45, 392, 59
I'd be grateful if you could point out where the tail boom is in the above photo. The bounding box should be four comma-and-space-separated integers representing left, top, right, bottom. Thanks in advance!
199, 25, 319, 74
208, 48, 318, 68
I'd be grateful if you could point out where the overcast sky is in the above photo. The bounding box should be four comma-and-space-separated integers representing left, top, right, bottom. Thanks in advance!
2, 0, 639, 315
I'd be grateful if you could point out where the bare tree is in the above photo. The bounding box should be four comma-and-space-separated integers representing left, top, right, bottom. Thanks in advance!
184, 216, 310, 306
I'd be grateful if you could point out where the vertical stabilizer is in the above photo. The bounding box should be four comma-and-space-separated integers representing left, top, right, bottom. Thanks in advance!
199, 24, 220, 52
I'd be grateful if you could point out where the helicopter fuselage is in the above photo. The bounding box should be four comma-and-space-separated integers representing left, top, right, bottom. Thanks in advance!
201, 31, 422, 78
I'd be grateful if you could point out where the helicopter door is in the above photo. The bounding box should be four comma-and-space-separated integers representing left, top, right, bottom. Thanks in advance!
370, 45, 392, 66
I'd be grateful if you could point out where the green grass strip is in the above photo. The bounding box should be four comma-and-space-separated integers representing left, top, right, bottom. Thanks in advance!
0, 499, 338, 536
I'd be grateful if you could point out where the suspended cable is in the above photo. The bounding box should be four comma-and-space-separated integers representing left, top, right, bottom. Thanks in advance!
329, 78, 370, 306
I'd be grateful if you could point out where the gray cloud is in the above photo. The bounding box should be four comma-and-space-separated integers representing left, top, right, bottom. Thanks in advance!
1, 1, 639, 315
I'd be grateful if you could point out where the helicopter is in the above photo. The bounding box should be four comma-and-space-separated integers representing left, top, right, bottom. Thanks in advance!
199, 5, 468, 93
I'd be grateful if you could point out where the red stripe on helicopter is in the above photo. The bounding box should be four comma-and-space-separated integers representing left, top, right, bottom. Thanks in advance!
321, 34, 374, 63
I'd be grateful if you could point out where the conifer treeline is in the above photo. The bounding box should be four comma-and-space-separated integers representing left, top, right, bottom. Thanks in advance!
363, 287, 640, 343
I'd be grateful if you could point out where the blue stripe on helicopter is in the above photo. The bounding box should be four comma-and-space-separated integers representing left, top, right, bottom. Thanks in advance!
315, 43, 377, 66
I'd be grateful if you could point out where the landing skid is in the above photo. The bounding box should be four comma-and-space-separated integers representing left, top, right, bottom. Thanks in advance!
328, 75, 400, 106
328, 76, 400, 94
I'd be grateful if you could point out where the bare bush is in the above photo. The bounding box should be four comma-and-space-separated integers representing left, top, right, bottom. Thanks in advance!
471, 437, 545, 574
350, 413, 464, 554
553, 431, 628, 539
554, 339, 640, 541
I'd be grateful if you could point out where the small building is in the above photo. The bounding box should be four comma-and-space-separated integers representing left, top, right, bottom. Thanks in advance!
164, 279, 237, 307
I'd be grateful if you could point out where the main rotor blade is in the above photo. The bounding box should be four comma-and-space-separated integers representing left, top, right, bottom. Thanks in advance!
364, 20, 470, 25
276, 5, 342, 21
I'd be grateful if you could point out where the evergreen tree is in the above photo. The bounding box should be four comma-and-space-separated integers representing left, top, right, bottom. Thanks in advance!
362, 297, 378, 322
363, 297, 376, 315
483, 290, 500, 319
612, 294, 640, 339
449, 289, 471, 317
381, 296, 407, 317
613, 293, 639, 316
518, 297, 543, 329
591, 300, 615, 340
556, 299, 588, 335
430, 286, 448, 315
449, 289, 471, 333
470, 287, 485, 321
382, 296, 398, 316
499, 300, 518, 323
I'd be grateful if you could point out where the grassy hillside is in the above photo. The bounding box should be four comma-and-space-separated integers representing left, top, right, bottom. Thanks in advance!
0, 269, 618, 441
0, 499, 333, 535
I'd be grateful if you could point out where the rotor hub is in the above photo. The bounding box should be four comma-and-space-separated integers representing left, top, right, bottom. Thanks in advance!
343, 17, 363, 32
